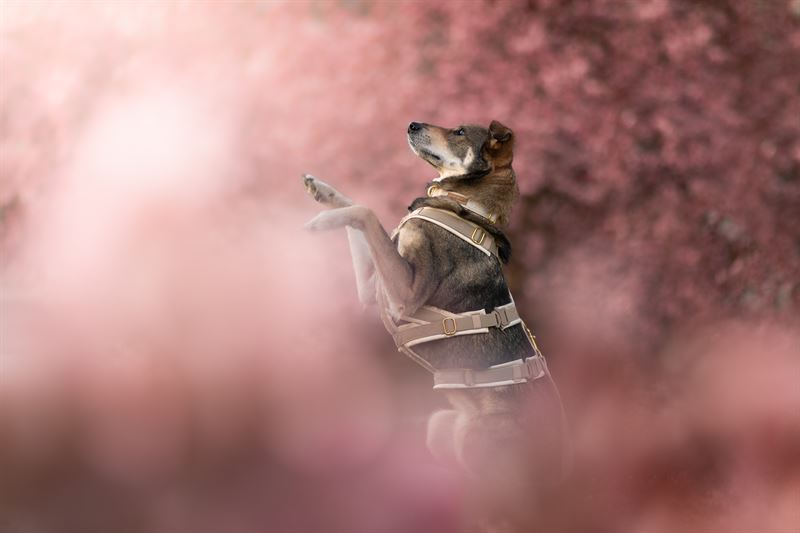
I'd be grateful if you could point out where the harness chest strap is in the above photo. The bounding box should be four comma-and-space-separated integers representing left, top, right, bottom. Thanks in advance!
394, 207, 499, 260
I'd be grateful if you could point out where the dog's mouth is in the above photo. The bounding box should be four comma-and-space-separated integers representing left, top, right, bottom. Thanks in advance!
420, 150, 442, 163
408, 136, 444, 168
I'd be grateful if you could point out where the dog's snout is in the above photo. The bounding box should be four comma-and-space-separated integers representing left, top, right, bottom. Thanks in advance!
408, 122, 423, 133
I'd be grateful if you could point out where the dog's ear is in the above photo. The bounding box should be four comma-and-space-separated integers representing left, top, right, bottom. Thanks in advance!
483, 120, 514, 167
488, 120, 513, 144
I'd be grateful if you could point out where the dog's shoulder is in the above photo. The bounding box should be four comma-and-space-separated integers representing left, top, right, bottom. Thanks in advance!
405, 196, 512, 263
394, 215, 458, 263
395, 217, 429, 258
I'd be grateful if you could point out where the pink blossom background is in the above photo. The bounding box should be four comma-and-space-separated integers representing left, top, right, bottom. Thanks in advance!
1, 1, 799, 532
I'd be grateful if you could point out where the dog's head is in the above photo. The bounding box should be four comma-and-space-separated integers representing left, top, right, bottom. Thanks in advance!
407, 120, 514, 180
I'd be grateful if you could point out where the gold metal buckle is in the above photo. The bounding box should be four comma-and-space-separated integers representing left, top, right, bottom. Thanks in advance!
442, 317, 457, 336
471, 227, 486, 245
523, 323, 542, 354
427, 185, 440, 197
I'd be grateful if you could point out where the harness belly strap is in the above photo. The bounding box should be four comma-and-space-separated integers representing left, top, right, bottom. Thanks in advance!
393, 302, 520, 347
433, 356, 548, 390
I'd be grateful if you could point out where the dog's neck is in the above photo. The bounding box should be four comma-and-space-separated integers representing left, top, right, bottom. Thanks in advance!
426, 166, 518, 226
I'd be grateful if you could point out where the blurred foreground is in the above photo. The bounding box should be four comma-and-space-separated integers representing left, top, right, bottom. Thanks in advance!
1, 1, 799, 532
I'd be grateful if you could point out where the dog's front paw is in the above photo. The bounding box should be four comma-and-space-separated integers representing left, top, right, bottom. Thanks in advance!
302, 174, 351, 208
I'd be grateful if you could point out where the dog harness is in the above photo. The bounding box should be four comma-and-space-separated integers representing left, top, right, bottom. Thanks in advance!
381, 204, 549, 390
426, 184, 498, 223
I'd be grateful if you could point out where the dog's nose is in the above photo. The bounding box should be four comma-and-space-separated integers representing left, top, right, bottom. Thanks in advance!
408, 122, 423, 133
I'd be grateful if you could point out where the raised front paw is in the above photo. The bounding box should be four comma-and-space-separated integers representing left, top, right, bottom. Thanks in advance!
302, 174, 352, 208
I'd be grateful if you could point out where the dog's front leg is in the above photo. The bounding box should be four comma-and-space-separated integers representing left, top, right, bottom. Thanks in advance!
305, 206, 420, 315
427, 409, 460, 464
303, 175, 376, 305
345, 228, 377, 306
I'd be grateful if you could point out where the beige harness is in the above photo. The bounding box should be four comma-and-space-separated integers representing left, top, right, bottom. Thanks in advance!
397, 206, 500, 258
382, 204, 549, 390
426, 184, 498, 223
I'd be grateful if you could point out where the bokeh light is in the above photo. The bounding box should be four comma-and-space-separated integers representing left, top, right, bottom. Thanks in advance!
1, 1, 798, 532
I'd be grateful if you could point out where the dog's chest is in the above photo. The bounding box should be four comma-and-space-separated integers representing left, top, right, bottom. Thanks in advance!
394, 220, 509, 313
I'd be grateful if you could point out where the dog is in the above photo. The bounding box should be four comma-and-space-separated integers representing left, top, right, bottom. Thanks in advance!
303, 120, 568, 531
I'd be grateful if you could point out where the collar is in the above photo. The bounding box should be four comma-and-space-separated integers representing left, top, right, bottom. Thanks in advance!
426, 184, 497, 224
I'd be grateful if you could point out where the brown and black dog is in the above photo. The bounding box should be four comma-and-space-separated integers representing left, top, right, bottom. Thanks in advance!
303, 121, 568, 531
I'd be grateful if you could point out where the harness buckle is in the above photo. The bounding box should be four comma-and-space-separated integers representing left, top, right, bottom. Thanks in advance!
511, 362, 529, 381
471, 227, 486, 245
442, 317, 457, 336
492, 308, 510, 327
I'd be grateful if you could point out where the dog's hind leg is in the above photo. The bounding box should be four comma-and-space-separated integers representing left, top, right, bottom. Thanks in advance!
455, 414, 542, 533
426, 409, 460, 464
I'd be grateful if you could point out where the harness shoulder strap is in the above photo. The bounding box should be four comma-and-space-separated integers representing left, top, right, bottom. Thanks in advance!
396, 207, 499, 259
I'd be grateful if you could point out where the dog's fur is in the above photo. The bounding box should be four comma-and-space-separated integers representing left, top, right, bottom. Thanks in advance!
303, 121, 567, 531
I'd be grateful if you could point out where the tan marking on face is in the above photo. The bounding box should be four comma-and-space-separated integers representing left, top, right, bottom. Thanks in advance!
462, 147, 475, 167
423, 128, 475, 180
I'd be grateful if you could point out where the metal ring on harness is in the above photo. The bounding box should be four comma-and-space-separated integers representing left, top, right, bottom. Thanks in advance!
442, 317, 457, 336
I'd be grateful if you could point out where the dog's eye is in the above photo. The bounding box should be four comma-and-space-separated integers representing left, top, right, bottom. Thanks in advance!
453, 128, 465, 136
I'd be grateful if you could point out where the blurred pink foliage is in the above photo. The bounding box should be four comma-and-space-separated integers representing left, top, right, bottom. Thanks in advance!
1, 1, 799, 532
